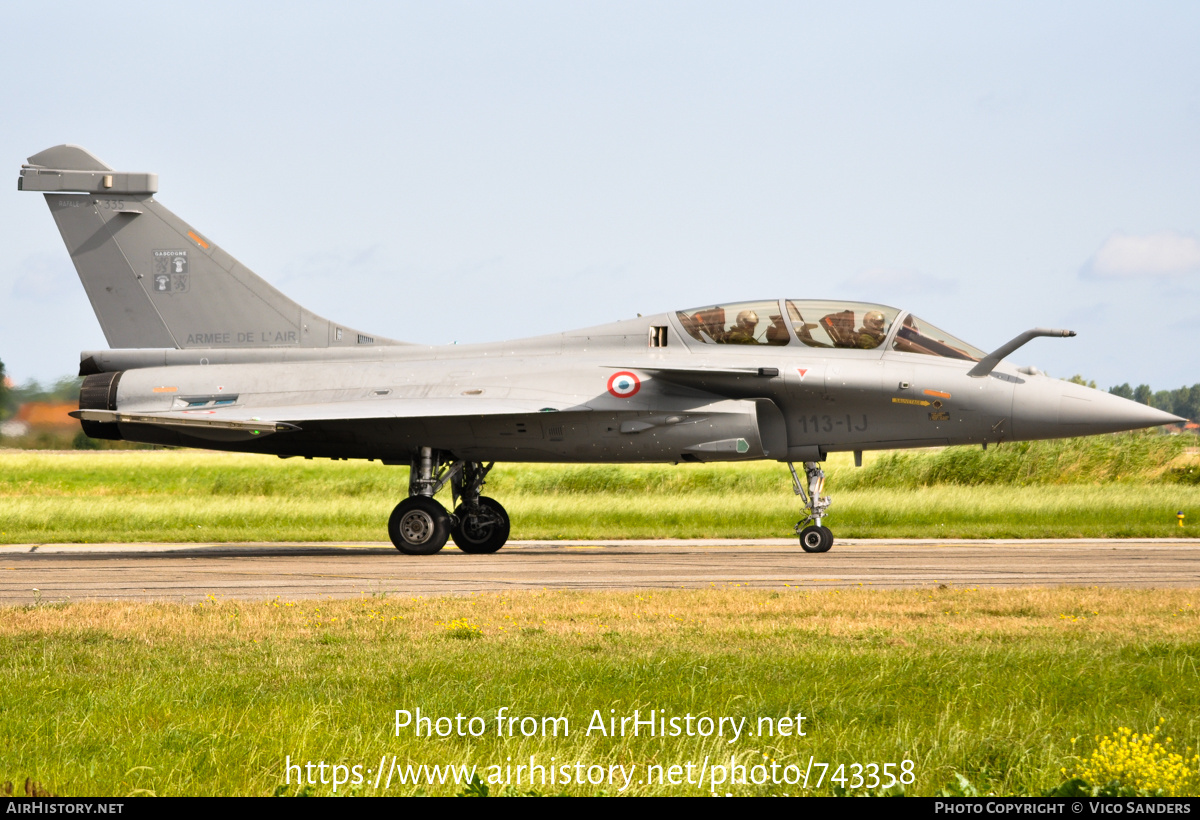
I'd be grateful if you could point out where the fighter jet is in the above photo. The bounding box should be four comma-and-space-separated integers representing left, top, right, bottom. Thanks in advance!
18, 145, 1184, 555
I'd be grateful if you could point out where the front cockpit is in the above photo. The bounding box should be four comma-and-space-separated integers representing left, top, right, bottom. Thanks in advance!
674, 300, 985, 362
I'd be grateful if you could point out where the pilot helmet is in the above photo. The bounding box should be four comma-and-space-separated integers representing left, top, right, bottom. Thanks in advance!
864, 310, 885, 332
736, 309, 759, 328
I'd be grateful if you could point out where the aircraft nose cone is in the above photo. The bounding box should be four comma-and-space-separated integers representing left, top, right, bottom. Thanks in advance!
1011, 379, 1185, 440
1058, 389, 1184, 432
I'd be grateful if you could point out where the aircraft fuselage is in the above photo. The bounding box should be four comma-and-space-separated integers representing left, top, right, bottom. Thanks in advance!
77, 309, 1159, 465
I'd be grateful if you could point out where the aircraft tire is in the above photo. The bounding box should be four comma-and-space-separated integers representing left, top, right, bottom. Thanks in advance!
451, 497, 510, 554
389, 497, 451, 555
799, 525, 833, 553
817, 525, 834, 552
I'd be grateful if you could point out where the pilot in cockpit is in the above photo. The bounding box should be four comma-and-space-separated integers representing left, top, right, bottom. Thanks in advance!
855, 310, 887, 349
726, 309, 760, 344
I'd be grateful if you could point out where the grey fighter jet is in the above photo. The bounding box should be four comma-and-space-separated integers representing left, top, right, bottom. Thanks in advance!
18, 145, 1184, 554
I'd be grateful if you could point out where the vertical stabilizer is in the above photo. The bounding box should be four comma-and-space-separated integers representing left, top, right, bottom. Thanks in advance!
19, 145, 399, 350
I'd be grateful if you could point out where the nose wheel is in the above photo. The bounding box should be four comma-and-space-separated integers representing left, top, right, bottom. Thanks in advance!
790, 461, 834, 553
798, 524, 834, 553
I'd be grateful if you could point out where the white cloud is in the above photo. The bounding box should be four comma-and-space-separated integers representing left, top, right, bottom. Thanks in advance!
1081, 231, 1200, 279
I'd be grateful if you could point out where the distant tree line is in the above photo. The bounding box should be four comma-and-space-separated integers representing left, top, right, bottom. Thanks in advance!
1109, 383, 1200, 422
0, 357, 83, 420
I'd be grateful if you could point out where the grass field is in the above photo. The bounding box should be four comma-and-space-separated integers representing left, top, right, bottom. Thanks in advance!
4, 435, 1198, 797
1, 433, 1197, 542
2, 587, 1198, 796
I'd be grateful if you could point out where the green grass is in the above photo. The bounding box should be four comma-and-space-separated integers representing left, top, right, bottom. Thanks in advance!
1, 434, 1198, 542
841, 431, 1200, 488
1, 587, 1197, 796
4, 437, 1197, 797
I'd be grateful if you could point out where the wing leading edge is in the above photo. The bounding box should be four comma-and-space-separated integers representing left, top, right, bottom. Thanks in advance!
71, 396, 590, 442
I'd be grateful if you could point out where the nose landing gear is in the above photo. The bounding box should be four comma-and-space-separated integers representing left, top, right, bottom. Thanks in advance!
789, 461, 834, 553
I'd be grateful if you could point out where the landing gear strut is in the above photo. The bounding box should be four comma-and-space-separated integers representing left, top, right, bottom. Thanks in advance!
450, 462, 509, 554
388, 448, 511, 555
789, 461, 833, 553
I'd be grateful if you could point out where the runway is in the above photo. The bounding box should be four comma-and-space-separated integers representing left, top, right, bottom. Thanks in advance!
2, 539, 1199, 604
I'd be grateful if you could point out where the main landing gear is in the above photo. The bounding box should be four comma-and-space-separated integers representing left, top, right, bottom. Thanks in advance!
388, 448, 511, 555
789, 461, 834, 553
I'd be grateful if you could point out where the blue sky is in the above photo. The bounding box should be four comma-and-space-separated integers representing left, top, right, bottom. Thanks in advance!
3, 1, 1198, 388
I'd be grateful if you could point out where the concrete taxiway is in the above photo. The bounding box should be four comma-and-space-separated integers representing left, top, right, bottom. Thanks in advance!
1, 539, 1199, 605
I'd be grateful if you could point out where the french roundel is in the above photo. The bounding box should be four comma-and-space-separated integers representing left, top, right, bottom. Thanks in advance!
607, 371, 641, 398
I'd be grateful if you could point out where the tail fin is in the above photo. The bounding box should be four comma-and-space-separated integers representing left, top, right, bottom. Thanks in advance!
19, 145, 398, 350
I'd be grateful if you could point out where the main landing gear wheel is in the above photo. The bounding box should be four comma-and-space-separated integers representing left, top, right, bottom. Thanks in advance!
799, 525, 833, 553
389, 496, 451, 555
451, 496, 510, 554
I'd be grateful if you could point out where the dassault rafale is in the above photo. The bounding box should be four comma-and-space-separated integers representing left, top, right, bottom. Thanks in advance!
18, 146, 1183, 554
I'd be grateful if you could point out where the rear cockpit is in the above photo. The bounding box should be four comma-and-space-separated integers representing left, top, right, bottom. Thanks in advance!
676, 300, 794, 346
674, 300, 985, 361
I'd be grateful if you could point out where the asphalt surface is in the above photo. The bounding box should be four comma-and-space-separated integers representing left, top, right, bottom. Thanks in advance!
1, 539, 1199, 604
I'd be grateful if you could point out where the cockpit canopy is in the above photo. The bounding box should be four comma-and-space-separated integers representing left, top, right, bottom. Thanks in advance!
892, 313, 985, 362
675, 300, 985, 361
676, 300, 794, 347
